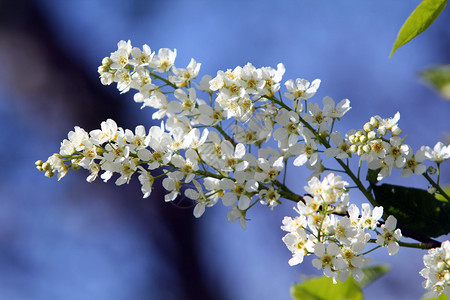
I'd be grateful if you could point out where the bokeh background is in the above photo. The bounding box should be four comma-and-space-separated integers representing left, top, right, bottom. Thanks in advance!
0, 0, 449, 299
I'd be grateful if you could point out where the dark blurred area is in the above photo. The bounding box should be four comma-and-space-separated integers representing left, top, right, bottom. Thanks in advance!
0, 1, 221, 299
0, 0, 449, 299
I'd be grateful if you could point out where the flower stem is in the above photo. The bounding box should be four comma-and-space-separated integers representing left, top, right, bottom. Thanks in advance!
423, 172, 450, 202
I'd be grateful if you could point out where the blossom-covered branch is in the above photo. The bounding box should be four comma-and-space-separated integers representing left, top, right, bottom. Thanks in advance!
36, 40, 450, 298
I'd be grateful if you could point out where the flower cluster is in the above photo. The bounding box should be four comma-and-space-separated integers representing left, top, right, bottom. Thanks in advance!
37, 40, 450, 292
420, 240, 450, 299
281, 173, 402, 283
326, 113, 450, 182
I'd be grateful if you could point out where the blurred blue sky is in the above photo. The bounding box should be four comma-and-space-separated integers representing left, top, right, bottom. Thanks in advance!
0, 0, 449, 299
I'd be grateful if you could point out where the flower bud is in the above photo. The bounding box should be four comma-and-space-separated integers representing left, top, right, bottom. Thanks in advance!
42, 162, 50, 171
437, 261, 446, 272
357, 145, 365, 156
45, 170, 54, 178
71, 163, 81, 171
427, 187, 436, 194
427, 166, 437, 175
319, 131, 328, 140
363, 122, 373, 132
367, 131, 377, 140
362, 144, 371, 153
359, 135, 367, 143
370, 116, 379, 128
350, 145, 358, 153
102, 57, 112, 66
391, 125, 402, 136
98, 66, 107, 74
378, 126, 387, 136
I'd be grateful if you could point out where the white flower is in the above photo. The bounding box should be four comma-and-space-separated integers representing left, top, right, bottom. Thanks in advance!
114, 68, 132, 93
292, 136, 320, 167
86, 163, 100, 183
162, 171, 184, 202
402, 148, 427, 177
137, 166, 154, 198
45, 154, 69, 180
258, 63, 285, 97
114, 157, 137, 186
360, 139, 391, 163
296, 195, 322, 216
386, 136, 410, 169
172, 58, 201, 87
174, 88, 197, 115
147, 91, 183, 119
90, 119, 119, 145
420, 240, 450, 299
259, 186, 281, 208
240, 62, 265, 94
150, 48, 177, 73
130, 44, 154, 66
323, 96, 351, 120
282, 228, 315, 266
124, 125, 148, 152
226, 206, 247, 229
130, 66, 152, 91
233, 117, 272, 145
171, 149, 199, 183
184, 180, 217, 218
194, 74, 213, 93
376, 215, 402, 255
168, 127, 190, 152
422, 142, 450, 164
359, 203, 383, 230
334, 217, 357, 246
338, 244, 372, 282
185, 128, 209, 150
284, 78, 321, 101
376, 112, 400, 136
61, 126, 89, 154
255, 156, 284, 183
209, 71, 225, 91
312, 242, 346, 281
220, 171, 258, 209
324, 131, 353, 159
273, 108, 301, 142
110, 40, 132, 70
196, 100, 225, 126
219, 141, 248, 172
77, 140, 99, 168
281, 214, 307, 233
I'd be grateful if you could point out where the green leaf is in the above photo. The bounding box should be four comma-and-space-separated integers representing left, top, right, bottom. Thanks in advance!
291, 266, 390, 300
372, 183, 450, 237
389, 0, 448, 58
358, 265, 390, 289
421, 292, 448, 299
420, 65, 450, 100
291, 276, 362, 300
436, 186, 450, 202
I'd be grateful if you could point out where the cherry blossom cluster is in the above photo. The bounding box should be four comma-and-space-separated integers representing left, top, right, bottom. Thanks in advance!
420, 240, 450, 299
328, 112, 450, 182
281, 173, 401, 283
36, 40, 450, 292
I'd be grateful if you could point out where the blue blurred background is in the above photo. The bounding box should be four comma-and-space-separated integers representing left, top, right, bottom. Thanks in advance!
0, 0, 449, 299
